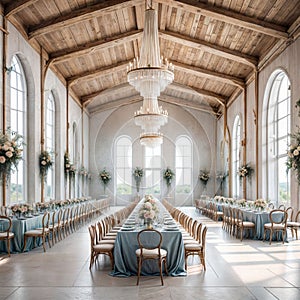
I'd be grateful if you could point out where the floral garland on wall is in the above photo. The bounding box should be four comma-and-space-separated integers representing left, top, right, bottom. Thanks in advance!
0, 128, 24, 181
64, 152, 76, 181
287, 128, 300, 184
99, 168, 111, 194
163, 167, 175, 186
133, 167, 143, 192
238, 163, 254, 180
39, 150, 53, 180
199, 170, 210, 185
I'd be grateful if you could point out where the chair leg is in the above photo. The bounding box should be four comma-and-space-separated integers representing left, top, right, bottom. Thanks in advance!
136, 257, 142, 285
42, 236, 46, 252
200, 251, 206, 271
158, 259, 164, 286
269, 229, 273, 245
7, 238, 11, 257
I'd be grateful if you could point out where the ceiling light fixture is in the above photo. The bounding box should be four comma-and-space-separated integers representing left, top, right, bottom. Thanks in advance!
127, 0, 174, 147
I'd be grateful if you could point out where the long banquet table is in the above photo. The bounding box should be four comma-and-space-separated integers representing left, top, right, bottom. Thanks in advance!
111, 199, 186, 277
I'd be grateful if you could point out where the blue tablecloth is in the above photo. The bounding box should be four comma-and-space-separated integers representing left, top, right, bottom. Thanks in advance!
0, 214, 44, 253
111, 198, 186, 277
242, 210, 285, 240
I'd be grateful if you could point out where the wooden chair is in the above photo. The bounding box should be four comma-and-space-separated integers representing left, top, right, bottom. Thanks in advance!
88, 224, 114, 270
49, 209, 63, 246
236, 209, 255, 241
184, 225, 208, 271
0, 215, 14, 256
136, 228, 168, 285
23, 212, 51, 252
263, 209, 288, 244
288, 210, 300, 240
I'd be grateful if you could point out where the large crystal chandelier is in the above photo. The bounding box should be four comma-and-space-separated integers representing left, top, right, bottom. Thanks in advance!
127, 1, 174, 147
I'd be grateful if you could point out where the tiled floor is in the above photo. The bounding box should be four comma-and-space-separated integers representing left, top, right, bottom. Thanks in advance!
0, 206, 300, 300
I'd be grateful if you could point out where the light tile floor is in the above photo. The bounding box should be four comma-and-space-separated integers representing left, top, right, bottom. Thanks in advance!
0, 206, 299, 300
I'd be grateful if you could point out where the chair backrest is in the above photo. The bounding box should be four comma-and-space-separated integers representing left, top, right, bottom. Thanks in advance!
268, 203, 275, 209
195, 222, 203, 243
201, 225, 208, 249
278, 204, 285, 210
137, 229, 162, 252
269, 209, 288, 226
285, 206, 294, 222
0, 206, 8, 216
88, 225, 96, 249
0, 215, 12, 237
294, 210, 300, 222
42, 212, 50, 232
236, 209, 243, 222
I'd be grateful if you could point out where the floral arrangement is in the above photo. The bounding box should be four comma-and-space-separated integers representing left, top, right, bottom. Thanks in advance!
225, 197, 234, 205
10, 203, 33, 215
287, 129, 300, 184
99, 168, 111, 185
0, 128, 24, 181
138, 195, 159, 221
64, 152, 75, 179
133, 166, 143, 192
238, 163, 254, 179
163, 167, 175, 186
79, 166, 88, 177
237, 199, 246, 207
254, 199, 267, 209
199, 170, 210, 185
133, 167, 143, 181
39, 150, 53, 180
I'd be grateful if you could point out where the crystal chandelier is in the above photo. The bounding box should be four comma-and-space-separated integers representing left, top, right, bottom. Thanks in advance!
127, 1, 174, 147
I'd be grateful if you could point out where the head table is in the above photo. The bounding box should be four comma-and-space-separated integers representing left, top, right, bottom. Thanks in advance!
111, 198, 186, 277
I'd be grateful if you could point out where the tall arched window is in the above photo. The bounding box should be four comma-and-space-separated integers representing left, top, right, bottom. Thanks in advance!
116, 136, 132, 195
45, 92, 55, 200
266, 71, 291, 206
9, 55, 26, 203
144, 146, 161, 195
232, 115, 241, 198
176, 136, 192, 194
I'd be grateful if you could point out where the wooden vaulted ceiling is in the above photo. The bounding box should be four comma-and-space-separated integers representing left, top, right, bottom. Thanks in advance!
1, 0, 300, 116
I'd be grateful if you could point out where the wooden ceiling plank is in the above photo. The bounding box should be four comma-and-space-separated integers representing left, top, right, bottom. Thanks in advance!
158, 0, 288, 39
5, 0, 39, 17
28, 0, 143, 40
49, 29, 142, 64
159, 30, 257, 67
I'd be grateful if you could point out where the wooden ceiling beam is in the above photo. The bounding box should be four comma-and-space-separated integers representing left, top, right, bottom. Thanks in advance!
159, 94, 220, 116
50, 30, 142, 65
67, 61, 131, 86
168, 82, 227, 105
89, 96, 142, 115
4, 0, 39, 17
159, 30, 258, 68
158, 0, 288, 39
173, 61, 245, 88
28, 0, 143, 40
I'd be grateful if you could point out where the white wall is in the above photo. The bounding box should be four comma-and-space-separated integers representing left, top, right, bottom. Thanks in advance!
89, 101, 217, 206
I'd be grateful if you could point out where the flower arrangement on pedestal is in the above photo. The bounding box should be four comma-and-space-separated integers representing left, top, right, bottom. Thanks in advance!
238, 163, 254, 180
199, 170, 210, 186
133, 166, 143, 192
39, 150, 53, 181
287, 129, 300, 184
0, 128, 24, 181
138, 195, 159, 227
163, 167, 175, 186
99, 168, 111, 194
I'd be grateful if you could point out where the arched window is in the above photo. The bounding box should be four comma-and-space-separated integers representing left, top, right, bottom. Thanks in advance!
144, 145, 161, 195
45, 92, 55, 200
175, 136, 192, 194
266, 71, 291, 206
9, 55, 26, 203
116, 136, 132, 195
232, 115, 241, 198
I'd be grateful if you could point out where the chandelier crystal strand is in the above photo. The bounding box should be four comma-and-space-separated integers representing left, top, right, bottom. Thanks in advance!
127, 6, 174, 147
